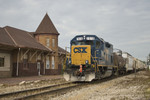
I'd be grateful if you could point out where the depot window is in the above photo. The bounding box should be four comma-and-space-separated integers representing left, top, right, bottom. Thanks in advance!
46, 56, 50, 69
52, 39, 55, 47
46, 38, 50, 47
52, 56, 55, 69
0, 57, 4, 67
23, 59, 28, 69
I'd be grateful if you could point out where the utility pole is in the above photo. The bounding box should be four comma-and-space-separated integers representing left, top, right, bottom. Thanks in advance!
147, 53, 150, 70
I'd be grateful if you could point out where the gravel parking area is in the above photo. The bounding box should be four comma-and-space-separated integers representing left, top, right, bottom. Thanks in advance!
52, 71, 150, 100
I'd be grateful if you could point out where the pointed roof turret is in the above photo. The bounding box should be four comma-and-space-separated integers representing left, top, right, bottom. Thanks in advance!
35, 13, 59, 35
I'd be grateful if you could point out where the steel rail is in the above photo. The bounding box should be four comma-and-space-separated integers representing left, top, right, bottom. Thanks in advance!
0, 82, 73, 99
14, 84, 80, 100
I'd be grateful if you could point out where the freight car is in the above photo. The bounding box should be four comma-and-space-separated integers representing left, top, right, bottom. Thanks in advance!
113, 50, 126, 75
122, 53, 146, 72
135, 59, 145, 70
122, 52, 134, 72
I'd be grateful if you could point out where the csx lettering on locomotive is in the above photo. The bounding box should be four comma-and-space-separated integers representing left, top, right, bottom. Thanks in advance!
73, 47, 87, 53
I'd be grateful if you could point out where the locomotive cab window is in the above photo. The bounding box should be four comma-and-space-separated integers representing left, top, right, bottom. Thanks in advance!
96, 41, 100, 49
71, 42, 76, 46
105, 42, 111, 48
76, 41, 94, 46
86, 37, 95, 40
76, 37, 83, 41
76, 41, 85, 45
85, 41, 94, 46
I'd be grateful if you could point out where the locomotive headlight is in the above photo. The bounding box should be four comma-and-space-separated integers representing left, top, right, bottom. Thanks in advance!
85, 60, 89, 64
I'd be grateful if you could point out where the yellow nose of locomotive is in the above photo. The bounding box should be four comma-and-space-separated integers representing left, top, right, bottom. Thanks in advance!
71, 45, 91, 65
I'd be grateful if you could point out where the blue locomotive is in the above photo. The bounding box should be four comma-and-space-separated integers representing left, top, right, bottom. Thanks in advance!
64, 35, 116, 81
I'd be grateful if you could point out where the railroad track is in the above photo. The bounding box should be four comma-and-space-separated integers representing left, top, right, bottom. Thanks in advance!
0, 72, 136, 100
0, 82, 80, 100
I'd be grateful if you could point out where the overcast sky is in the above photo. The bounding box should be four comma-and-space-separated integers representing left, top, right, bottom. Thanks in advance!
0, 0, 150, 61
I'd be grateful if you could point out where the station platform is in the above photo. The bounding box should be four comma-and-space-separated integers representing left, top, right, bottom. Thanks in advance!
0, 75, 63, 85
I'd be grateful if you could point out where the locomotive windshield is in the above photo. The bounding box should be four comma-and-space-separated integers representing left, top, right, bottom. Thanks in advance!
71, 41, 94, 46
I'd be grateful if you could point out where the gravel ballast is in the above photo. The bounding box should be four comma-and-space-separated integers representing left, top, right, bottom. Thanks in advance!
52, 71, 150, 100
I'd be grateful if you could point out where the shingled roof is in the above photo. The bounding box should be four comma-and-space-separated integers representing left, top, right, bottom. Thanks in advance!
35, 13, 59, 35
58, 46, 67, 54
0, 13, 66, 53
0, 27, 16, 47
1, 26, 51, 51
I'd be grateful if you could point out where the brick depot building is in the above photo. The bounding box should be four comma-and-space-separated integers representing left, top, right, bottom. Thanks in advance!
0, 14, 66, 77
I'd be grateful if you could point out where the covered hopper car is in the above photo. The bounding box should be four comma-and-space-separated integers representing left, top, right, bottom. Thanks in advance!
113, 50, 126, 74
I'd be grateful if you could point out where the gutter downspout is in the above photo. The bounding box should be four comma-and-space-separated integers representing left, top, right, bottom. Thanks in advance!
16, 48, 20, 76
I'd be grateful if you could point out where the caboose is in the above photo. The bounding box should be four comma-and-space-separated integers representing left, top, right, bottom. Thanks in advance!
64, 35, 115, 81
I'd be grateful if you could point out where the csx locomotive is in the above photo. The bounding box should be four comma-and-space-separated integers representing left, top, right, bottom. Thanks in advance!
63, 35, 146, 82
64, 35, 117, 81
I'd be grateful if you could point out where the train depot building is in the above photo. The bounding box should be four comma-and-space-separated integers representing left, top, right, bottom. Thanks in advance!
0, 14, 66, 77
